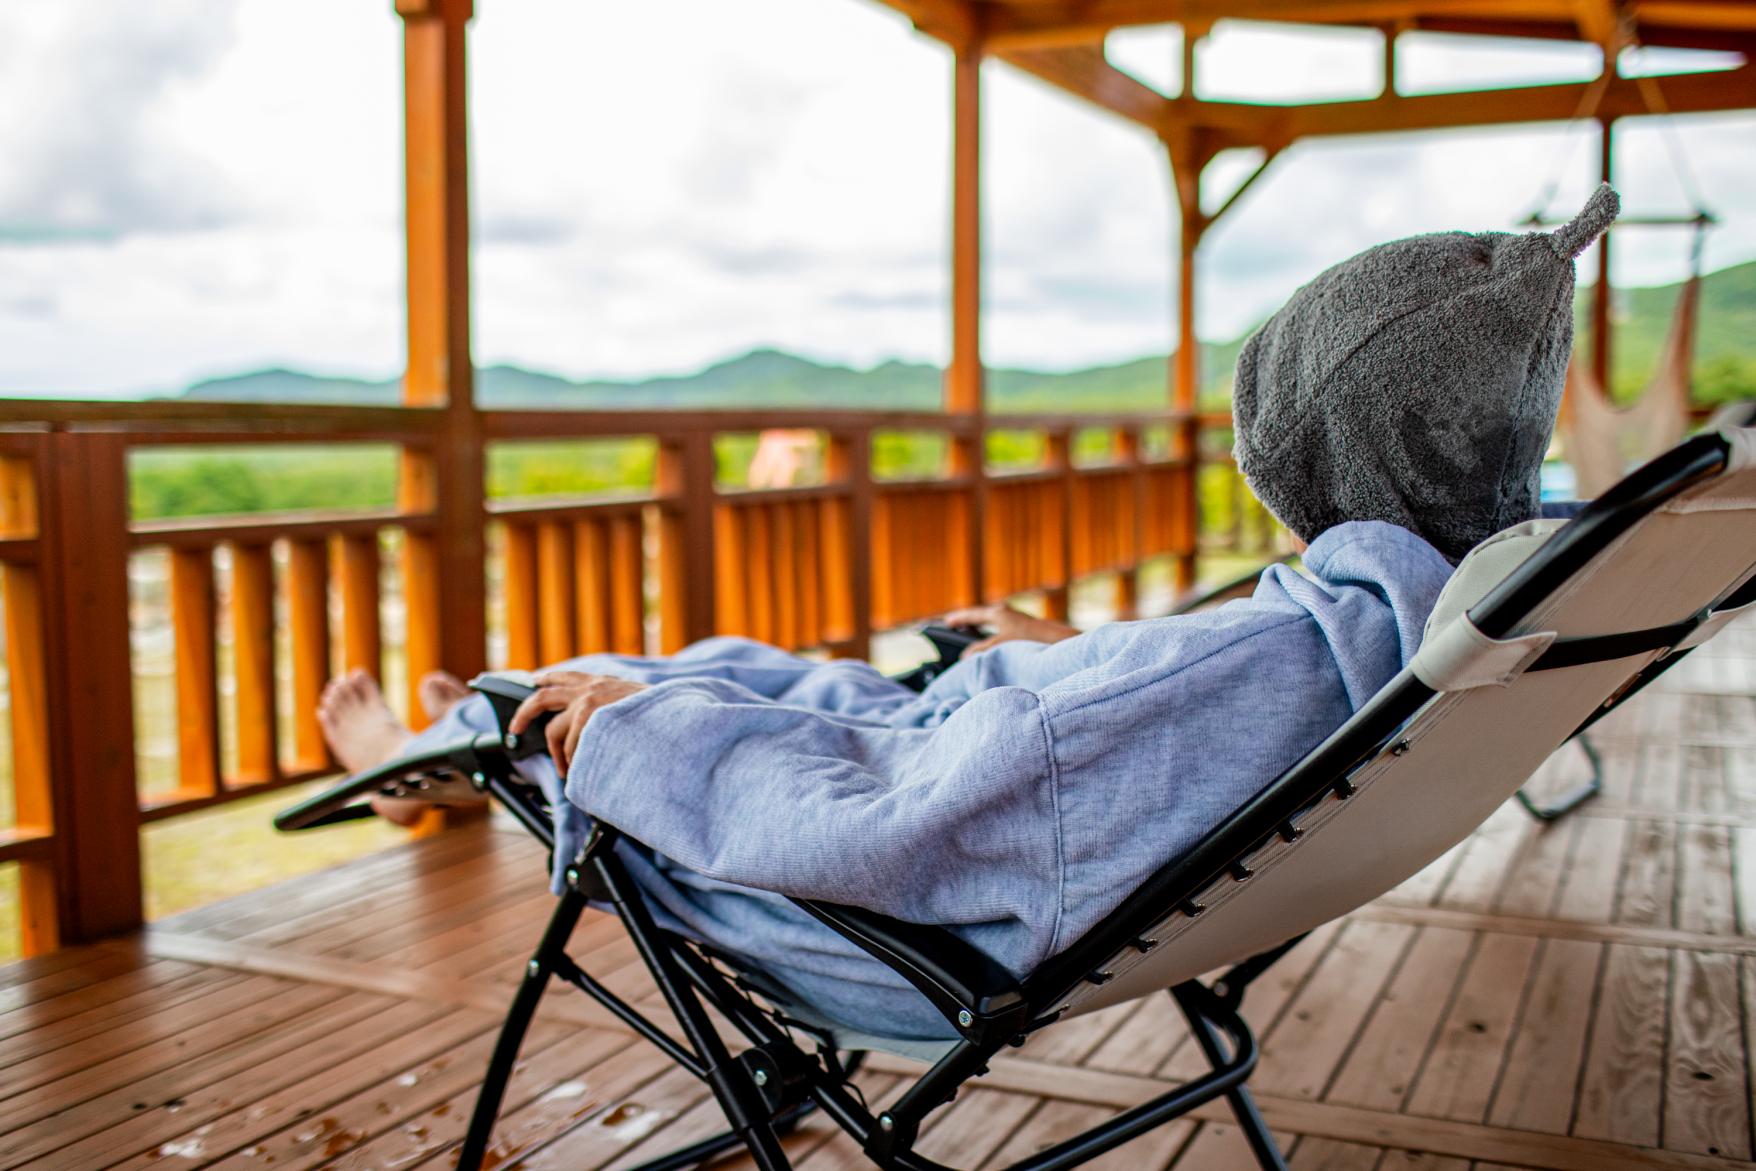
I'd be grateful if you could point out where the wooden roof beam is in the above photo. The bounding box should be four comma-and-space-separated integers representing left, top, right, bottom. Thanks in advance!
998, 43, 1177, 132
1570, 0, 1627, 57
958, 0, 1756, 47
1253, 59, 1756, 139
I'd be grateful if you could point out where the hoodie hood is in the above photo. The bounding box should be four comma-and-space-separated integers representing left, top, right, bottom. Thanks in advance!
1233, 184, 1619, 563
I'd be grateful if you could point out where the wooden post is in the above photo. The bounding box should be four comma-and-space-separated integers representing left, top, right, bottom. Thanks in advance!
38, 431, 143, 942
825, 432, 872, 659
948, 45, 990, 607
656, 432, 717, 653
1170, 182, 1206, 593
398, 0, 485, 720
1593, 116, 1614, 394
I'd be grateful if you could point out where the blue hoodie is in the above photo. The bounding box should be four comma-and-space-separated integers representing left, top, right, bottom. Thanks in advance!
408, 519, 1453, 1039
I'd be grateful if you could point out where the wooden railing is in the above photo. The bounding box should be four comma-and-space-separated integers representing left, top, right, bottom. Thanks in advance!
0, 399, 1277, 956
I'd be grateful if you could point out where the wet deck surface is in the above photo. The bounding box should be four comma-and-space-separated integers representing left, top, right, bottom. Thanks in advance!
3, 618, 1753, 1171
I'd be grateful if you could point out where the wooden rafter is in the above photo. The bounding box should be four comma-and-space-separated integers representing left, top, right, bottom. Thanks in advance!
961, 0, 1756, 42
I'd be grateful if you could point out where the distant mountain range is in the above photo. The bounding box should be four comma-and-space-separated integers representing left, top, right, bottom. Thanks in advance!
176, 259, 1756, 412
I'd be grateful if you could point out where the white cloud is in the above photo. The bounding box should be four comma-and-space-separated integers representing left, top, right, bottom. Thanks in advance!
0, 0, 1751, 395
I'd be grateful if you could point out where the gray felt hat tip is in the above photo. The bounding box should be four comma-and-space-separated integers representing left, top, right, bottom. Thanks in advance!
1548, 183, 1621, 259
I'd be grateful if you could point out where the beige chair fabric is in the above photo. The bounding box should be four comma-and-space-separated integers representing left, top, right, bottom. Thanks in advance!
1053, 427, 1756, 1020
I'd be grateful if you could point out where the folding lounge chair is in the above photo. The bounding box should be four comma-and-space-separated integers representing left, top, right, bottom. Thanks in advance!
278, 426, 1756, 1171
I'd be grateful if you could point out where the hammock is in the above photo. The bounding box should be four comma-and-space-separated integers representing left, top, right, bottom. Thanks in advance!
1561, 255, 1700, 497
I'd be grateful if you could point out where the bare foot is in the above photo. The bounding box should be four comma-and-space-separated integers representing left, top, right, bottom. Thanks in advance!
318, 669, 414, 773
418, 670, 472, 722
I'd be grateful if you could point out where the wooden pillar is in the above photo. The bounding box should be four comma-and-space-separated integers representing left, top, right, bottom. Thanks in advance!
1168, 147, 1208, 594
398, 0, 485, 723
38, 432, 143, 942
948, 46, 990, 606
1593, 116, 1614, 393
656, 432, 717, 653
825, 432, 873, 658
948, 48, 983, 417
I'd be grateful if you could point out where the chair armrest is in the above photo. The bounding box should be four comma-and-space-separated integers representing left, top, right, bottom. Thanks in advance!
794, 898, 1030, 1039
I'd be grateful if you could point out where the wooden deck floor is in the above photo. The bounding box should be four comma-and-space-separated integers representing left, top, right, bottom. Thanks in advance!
4, 619, 1754, 1171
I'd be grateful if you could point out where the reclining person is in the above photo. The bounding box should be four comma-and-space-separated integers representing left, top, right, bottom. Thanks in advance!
318, 187, 1617, 1041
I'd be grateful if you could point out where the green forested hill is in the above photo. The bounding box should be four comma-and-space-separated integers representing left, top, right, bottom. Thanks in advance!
179, 258, 1755, 414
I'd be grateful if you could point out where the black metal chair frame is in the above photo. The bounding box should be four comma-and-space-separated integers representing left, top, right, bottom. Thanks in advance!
276, 432, 1752, 1171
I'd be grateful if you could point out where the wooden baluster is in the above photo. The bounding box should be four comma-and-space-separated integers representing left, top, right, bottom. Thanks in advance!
170, 548, 221, 794
992, 487, 1008, 601
229, 542, 278, 785
745, 504, 775, 644
573, 518, 610, 653
869, 494, 893, 631
503, 522, 538, 669
537, 521, 576, 661
656, 502, 689, 655
948, 489, 972, 610
822, 432, 870, 657
287, 539, 330, 771
337, 533, 382, 676
713, 504, 747, 638
398, 460, 444, 732
800, 502, 818, 649
818, 495, 850, 642
608, 513, 645, 655
655, 432, 715, 654
1, 455, 57, 953
769, 503, 794, 648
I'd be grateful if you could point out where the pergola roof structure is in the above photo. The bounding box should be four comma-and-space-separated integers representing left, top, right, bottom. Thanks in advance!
870, 0, 1756, 411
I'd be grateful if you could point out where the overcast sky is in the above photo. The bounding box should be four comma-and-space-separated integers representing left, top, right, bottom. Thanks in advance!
0, 0, 1750, 396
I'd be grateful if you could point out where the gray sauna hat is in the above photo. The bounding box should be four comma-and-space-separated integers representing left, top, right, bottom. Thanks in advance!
1232, 183, 1619, 563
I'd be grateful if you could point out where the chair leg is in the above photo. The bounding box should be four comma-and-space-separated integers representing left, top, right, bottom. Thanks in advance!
1516, 734, 1603, 822
1222, 1085, 1289, 1171
1172, 986, 1289, 1171
623, 1101, 816, 1171
456, 889, 588, 1171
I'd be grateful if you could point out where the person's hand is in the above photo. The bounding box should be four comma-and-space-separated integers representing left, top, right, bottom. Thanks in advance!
508, 671, 648, 775
938, 603, 1080, 658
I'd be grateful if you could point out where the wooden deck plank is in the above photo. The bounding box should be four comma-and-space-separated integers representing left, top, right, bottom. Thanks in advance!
977, 1097, 1193, 1171
1663, 949, 1751, 1160
0, 966, 239, 1071
1438, 804, 1529, 915
0, 975, 328, 1122
1082, 992, 1188, 1076
103, 1003, 500, 1170
200, 1018, 587, 1171
1404, 933, 1540, 1122
1166, 1123, 1298, 1170
1327, 927, 1476, 1113
1495, 818, 1578, 920
1573, 944, 1670, 1148
1291, 1136, 1389, 1170
1615, 819, 1679, 928
477, 1064, 711, 1171
0, 991, 399, 1169
1677, 824, 1739, 936
0, 958, 207, 1048
1485, 939, 1601, 1135
378, 1032, 664, 1171
1552, 817, 1627, 924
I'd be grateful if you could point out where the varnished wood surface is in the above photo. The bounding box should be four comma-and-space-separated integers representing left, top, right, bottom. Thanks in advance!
1, 618, 1751, 1169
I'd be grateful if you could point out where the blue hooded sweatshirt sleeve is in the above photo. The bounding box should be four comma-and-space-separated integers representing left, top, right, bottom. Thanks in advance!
408, 520, 1452, 1039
